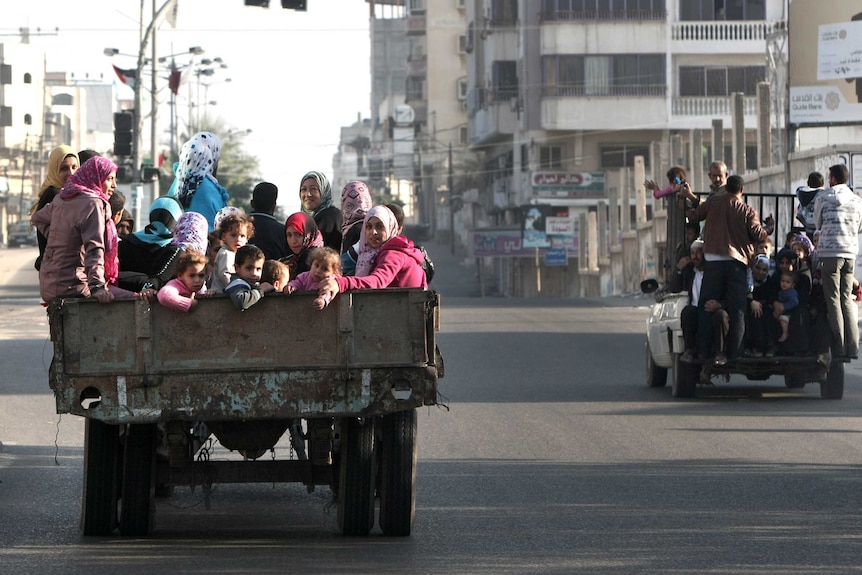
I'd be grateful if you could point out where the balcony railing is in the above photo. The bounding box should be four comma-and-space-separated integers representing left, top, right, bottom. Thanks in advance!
540, 10, 665, 22
542, 84, 667, 97
672, 20, 781, 42
672, 95, 757, 116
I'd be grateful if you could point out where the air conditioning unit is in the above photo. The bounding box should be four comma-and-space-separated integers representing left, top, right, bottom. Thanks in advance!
457, 34, 468, 54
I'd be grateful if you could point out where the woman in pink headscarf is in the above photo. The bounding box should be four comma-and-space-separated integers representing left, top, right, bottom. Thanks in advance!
340, 180, 372, 254
279, 212, 324, 277
31, 156, 136, 303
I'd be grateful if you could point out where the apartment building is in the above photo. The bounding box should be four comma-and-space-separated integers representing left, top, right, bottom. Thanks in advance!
465, 0, 786, 296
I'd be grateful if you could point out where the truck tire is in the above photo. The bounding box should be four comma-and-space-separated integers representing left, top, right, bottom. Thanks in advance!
378, 409, 417, 537
337, 418, 375, 536
672, 354, 697, 398
820, 360, 844, 399
119, 424, 156, 536
646, 341, 668, 387
81, 419, 119, 536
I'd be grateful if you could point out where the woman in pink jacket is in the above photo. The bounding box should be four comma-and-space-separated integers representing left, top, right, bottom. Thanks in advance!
317, 205, 427, 299
31, 156, 137, 304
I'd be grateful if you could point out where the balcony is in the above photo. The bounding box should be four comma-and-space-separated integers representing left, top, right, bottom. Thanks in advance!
407, 13, 426, 36
540, 86, 666, 131
470, 89, 518, 146
670, 95, 758, 129
671, 20, 782, 54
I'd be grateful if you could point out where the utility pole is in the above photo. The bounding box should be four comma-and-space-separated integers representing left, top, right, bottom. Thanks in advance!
448, 142, 454, 255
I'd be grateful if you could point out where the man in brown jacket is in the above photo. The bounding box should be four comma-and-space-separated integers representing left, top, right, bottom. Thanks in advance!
688, 175, 773, 364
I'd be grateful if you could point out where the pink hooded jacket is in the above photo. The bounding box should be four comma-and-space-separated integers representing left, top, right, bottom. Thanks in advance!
335, 235, 427, 291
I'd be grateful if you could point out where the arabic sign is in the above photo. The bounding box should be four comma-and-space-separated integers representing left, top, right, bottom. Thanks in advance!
790, 1, 862, 125
521, 206, 578, 250
530, 171, 604, 198
817, 21, 862, 81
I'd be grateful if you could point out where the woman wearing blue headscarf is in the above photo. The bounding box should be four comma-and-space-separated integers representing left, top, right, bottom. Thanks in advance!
169, 131, 229, 231
299, 170, 342, 251
117, 196, 185, 292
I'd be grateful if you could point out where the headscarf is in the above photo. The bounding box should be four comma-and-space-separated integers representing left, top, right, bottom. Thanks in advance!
175, 131, 221, 207
131, 196, 184, 247
30, 145, 78, 216
214, 205, 245, 232
58, 156, 120, 284
355, 205, 399, 277
752, 254, 771, 286
792, 234, 814, 258
299, 171, 334, 218
283, 212, 323, 273
171, 212, 209, 256
341, 180, 372, 235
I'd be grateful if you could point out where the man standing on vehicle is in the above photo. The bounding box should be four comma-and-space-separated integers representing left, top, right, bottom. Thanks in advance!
688, 175, 773, 364
248, 182, 289, 260
814, 164, 862, 359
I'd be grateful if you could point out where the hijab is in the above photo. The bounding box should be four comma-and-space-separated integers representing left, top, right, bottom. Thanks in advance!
171, 212, 209, 256
341, 180, 372, 235
355, 205, 399, 277
299, 171, 334, 218
213, 205, 245, 232
175, 131, 221, 206
59, 156, 120, 284
131, 196, 184, 247
30, 145, 78, 216
283, 212, 323, 273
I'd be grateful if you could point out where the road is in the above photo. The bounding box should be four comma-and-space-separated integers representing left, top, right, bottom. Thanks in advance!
1, 242, 862, 574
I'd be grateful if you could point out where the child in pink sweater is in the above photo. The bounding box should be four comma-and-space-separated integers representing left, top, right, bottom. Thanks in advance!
157, 249, 208, 312
286, 246, 341, 310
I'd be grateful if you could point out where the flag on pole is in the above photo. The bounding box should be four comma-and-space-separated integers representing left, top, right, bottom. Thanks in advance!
168, 65, 193, 96
112, 65, 137, 90
165, 0, 179, 28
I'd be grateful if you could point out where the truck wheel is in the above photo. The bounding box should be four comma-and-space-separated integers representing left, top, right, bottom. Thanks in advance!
672, 354, 697, 398
646, 341, 668, 387
119, 424, 156, 536
378, 409, 417, 537
81, 419, 119, 536
337, 418, 375, 536
820, 360, 844, 399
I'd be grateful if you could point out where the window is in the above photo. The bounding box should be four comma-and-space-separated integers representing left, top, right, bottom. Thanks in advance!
492, 61, 518, 101
23, 72, 32, 84
491, 0, 517, 26
457, 77, 468, 100
24, 113, 32, 125
458, 34, 468, 54
541, 0, 665, 21
679, 66, 766, 97
408, 0, 425, 13
540, 146, 563, 169
680, 0, 764, 21
600, 144, 651, 168
459, 126, 468, 145
408, 37, 425, 61
406, 76, 425, 101
542, 54, 665, 97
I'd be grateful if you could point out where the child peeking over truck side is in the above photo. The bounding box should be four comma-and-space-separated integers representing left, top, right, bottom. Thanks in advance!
225, 244, 274, 310
156, 249, 208, 312
286, 246, 341, 310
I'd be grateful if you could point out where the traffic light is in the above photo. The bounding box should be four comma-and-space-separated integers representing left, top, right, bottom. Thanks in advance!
113, 111, 133, 157
281, 0, 306, 9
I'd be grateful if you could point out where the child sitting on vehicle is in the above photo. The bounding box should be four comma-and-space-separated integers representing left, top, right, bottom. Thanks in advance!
156, 249, 208, 312
225, 244, 274, 310
210, 213, 253, 293
745, 255, 778, 357
261, 259, 290, 293
775, 271, 799, 343
286, 246, 341, 310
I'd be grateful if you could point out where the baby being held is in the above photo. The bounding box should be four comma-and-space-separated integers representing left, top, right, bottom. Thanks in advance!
157, 249, 209, 312
286, 246, 341, 310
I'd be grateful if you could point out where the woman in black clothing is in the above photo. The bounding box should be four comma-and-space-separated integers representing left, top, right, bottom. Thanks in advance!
299, 170, 342, 251
30, 145, 80, 271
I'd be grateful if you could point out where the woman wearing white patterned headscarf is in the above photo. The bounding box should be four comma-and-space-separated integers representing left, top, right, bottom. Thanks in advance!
169, 131, 229, 232
299, 170, 342, 251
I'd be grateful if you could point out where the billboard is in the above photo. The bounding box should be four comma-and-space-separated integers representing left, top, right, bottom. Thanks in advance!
789, 0, 862, 126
